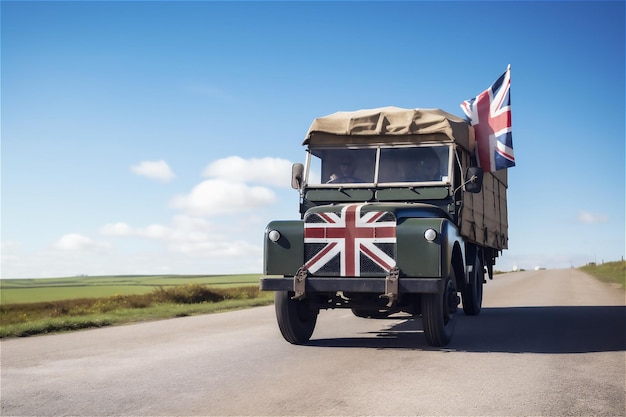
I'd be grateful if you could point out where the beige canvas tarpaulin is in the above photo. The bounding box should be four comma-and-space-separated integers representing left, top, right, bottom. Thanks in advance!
461, 170, 508, 250
457, 142, 508, 250
304, 107, 475, 152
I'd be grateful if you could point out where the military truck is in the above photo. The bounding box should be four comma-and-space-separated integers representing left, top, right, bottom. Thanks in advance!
260, 107, 508, 347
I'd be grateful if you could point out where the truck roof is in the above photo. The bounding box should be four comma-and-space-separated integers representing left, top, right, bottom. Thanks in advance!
304, 106, 475, 152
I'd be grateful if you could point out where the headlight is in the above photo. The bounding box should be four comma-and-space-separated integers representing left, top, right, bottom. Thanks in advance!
268, 230, 281, 242
424, 228, 438, 242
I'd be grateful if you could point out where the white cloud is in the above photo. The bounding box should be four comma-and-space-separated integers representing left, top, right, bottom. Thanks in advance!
100, 222, 169, 239
131, 160, 175, 182
53, 234, 111, 251
164, 215, 262, 258
577, 211, 608, 224
99, 215, 263, 259
170, 178, 276, 216
100, 222, 133, 236
202, 156, 293, 187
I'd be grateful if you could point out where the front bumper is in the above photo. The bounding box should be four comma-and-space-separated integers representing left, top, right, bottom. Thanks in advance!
259, 276, 441, 294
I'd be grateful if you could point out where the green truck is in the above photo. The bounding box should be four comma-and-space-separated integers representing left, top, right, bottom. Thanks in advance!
260, 107, 508, 347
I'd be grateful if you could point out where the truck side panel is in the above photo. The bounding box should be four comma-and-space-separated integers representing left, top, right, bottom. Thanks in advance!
460, 169, 508, 250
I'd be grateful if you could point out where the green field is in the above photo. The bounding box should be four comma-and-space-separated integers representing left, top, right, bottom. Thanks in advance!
0, 274, 263, 304
0, 274, 273, 338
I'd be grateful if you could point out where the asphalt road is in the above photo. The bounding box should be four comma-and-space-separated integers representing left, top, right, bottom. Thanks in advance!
1, 269, 625, 416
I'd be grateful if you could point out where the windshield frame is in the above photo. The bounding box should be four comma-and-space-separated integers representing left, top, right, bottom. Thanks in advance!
303, 143, 454, 188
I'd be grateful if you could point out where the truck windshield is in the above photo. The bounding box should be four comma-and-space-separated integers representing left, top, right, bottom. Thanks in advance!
307, 148, 377, 184
306, 146, 450, 185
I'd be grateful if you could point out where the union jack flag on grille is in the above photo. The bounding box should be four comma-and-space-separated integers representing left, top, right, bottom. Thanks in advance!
304, 204, 396, 277
461, 65, 515, 172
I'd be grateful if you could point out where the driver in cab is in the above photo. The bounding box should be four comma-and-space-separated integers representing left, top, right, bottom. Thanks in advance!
328, 157, 359, 183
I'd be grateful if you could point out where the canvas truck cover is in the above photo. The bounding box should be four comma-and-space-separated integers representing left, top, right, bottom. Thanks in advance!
302, 106, 508, 251
304, 107, 475, 151
461, 163, 508, 250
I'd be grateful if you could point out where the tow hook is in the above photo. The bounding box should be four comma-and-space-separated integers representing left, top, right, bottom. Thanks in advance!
380, 267, 400, 307
292, 267, 308, 300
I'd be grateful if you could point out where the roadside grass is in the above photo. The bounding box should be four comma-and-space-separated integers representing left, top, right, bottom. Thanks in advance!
0, 282, 274, 339
579, 260, 625, 289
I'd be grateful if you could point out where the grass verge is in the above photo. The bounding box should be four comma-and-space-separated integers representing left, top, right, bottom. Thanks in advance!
579, 260, 625, 289
0, 284, 274, 339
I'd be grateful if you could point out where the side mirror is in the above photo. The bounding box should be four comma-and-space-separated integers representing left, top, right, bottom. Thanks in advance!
291, 163, 304, 189
465, 166, 483, 193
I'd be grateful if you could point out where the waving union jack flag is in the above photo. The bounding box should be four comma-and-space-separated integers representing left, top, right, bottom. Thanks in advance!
461, 65, 515, 172
304, 204, 397, 277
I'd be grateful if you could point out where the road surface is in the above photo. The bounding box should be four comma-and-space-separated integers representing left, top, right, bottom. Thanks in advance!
1, 269, 625, 416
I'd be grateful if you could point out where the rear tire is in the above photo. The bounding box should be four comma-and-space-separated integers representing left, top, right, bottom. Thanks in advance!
274, 291, 318, 344
422, 270, 458, 347
462, 253, 484, 316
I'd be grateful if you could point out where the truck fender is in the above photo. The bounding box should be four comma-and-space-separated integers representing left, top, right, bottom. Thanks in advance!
440, 220, 466, 289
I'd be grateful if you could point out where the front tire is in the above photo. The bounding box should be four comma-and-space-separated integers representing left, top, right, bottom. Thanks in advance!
422, 270, 458, 347
275, 291, 318, 344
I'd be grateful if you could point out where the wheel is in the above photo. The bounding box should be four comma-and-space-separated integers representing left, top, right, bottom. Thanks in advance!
351, 309, 391, 319
462, 253, 484, 316
422, 270, 458, 347
274, 291, 318, 344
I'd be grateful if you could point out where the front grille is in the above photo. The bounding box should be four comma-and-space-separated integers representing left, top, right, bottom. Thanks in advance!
303, 204, 397, 277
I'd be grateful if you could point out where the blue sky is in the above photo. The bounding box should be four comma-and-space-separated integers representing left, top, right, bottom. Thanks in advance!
2, 1, 624, 278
